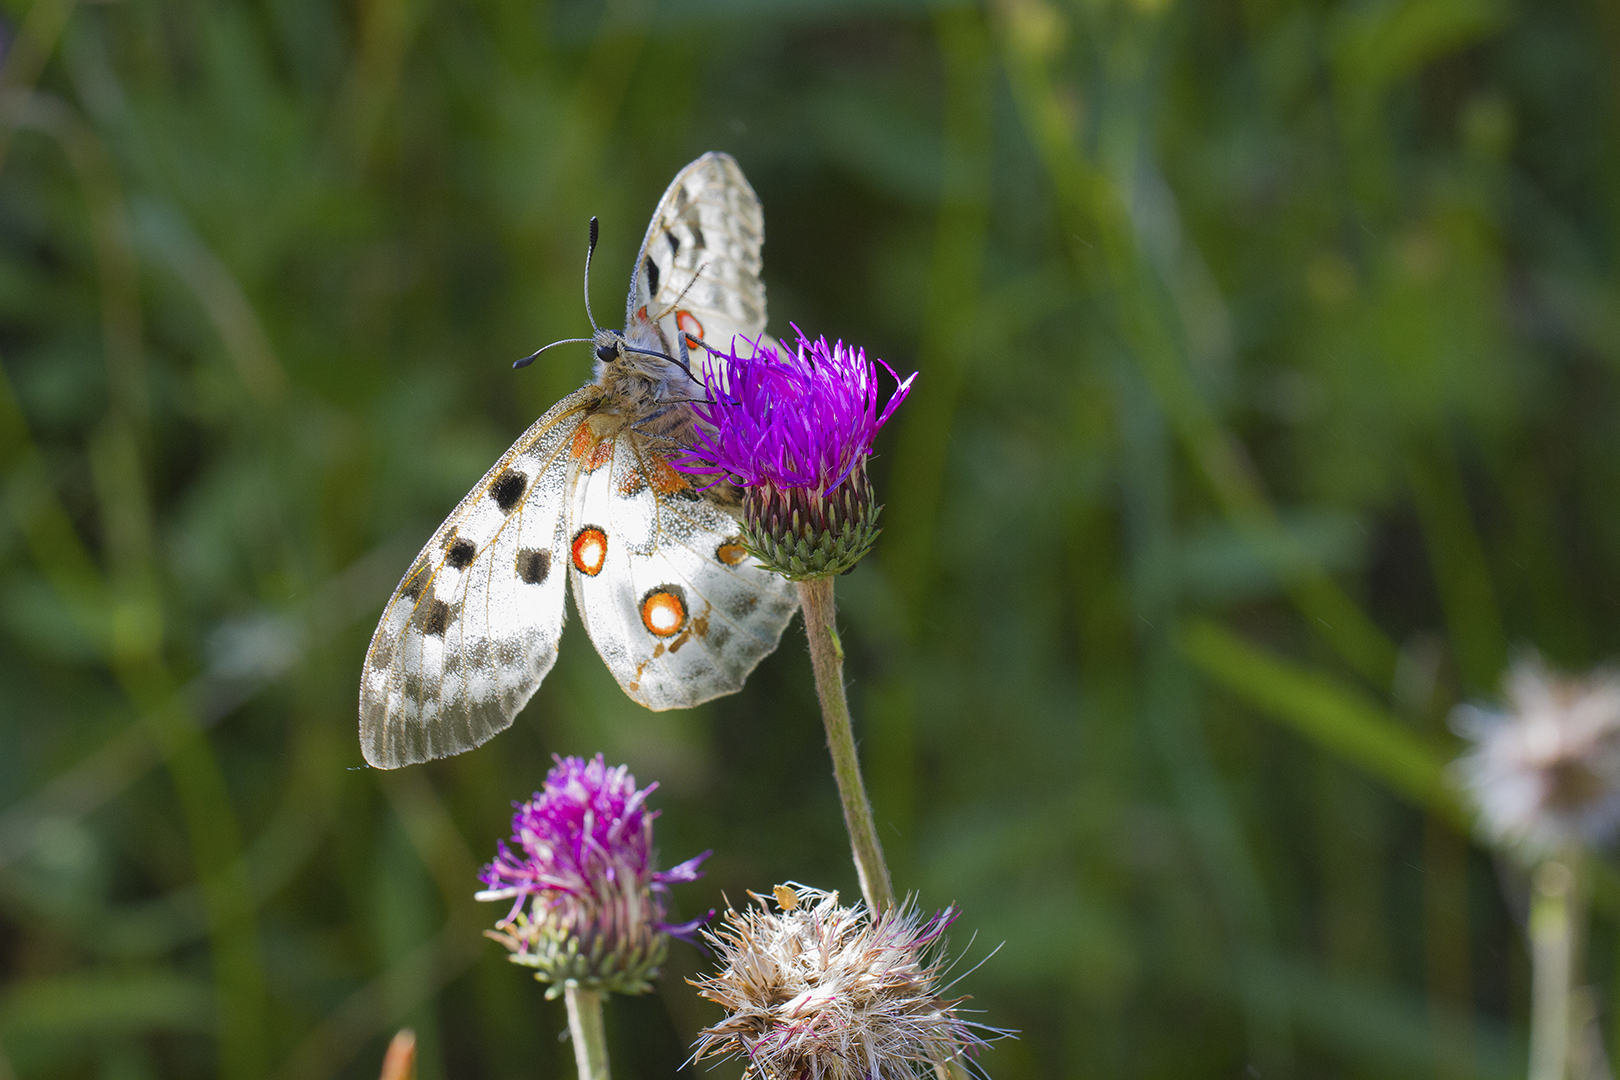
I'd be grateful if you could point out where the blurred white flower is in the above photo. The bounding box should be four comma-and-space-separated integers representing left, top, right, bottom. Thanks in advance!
1452, 656, 1620, 853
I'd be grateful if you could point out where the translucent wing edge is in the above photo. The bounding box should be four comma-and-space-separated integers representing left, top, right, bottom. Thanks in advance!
624, 151, 761, 331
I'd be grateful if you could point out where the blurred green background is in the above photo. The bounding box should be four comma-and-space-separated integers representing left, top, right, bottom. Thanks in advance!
1, 0, 1618, 1076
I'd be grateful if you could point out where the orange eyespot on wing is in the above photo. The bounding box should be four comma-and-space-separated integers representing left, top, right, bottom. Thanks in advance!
676, 309, 704, 345
572, 526, 608, 577
716, 539, 748, 566
640, 586, 688, 638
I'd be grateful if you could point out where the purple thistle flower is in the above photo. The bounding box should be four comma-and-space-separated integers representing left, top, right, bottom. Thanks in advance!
677, 330, 914, 490
477, 754, 709, 997
674, 330, 915, 580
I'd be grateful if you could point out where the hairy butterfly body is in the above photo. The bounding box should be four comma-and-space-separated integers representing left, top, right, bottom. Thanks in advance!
360, 153, 797, 769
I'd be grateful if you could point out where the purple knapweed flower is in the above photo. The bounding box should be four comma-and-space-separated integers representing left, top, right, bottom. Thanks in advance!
477, 754, 709, 997
675, 329, 915, 580
691, 884, 999, 1080
1452, 656, 1620, 855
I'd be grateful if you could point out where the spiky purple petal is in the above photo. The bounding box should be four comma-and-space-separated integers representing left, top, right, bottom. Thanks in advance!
477, 754, 707, 994
674, 329, 914, 491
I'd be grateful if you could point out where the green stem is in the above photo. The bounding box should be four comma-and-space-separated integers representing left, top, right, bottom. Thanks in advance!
798, 577, 896, 913
564, 984, 610, 1080
1529, 858, 1576, 1080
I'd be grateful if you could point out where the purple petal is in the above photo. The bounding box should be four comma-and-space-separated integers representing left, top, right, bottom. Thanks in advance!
672, 329, 916, 492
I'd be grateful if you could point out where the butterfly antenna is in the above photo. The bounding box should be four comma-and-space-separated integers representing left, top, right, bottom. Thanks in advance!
583, 216, 601, 332
516, 218, 605, 370
513, 337, 594, 369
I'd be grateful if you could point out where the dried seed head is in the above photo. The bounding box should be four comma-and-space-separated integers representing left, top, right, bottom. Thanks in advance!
690, 885, 991, 1080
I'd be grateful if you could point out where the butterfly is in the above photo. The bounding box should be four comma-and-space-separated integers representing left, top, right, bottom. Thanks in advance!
359, 152, 799, 768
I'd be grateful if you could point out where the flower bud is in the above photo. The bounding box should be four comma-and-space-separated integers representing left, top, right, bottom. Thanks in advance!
476, 754, 708, 997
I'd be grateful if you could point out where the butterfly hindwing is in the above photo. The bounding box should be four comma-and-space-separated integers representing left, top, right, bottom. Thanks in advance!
566, 426, 798, 709
359, 391, 592, 768
628, 151, 768, 364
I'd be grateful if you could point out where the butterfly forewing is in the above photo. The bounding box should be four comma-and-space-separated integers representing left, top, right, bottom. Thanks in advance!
566, 429, 797, 709
629, 152, 768, 364
359, 391, 591, 768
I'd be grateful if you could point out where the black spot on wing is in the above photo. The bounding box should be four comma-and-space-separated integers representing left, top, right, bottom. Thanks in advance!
446, 537, 476, 569
666, 232, 680, 256
690, 223, 706, 251
491, 469, 527, 512
401, 562, 431, 601
423, 599, 454, 637
517, 548, 551, 585
643, 256, 660, 296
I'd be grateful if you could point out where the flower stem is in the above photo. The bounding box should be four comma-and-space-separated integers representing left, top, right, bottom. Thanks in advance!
564, 983, 610, 1080
1528, 857, 1576, 1080
798, 577, 896, 913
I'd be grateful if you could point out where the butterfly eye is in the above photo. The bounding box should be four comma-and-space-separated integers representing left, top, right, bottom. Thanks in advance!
596, 343, 618, 364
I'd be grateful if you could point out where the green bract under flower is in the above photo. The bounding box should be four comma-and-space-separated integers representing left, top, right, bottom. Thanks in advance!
674, 331, 914, 581
740, 467, 882, 581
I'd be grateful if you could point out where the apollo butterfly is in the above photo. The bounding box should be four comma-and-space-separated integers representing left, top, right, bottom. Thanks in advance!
358, 153, 798, 768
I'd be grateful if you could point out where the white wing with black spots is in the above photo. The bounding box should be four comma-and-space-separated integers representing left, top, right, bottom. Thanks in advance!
568, 431, 798, 709
626, 152, 769, 366
359, 390, 591, 768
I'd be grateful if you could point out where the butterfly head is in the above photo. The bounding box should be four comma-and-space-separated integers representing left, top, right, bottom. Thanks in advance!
592, 327, 627, 376
594, 319, 705, 418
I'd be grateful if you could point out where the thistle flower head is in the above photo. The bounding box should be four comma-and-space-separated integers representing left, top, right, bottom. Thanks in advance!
1451, 656, 1620, 854
674, 330, 915, 580
476, 754, 708, 997
690, 885, 990, 1080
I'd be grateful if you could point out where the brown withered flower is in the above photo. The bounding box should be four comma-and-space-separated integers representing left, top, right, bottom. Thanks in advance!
689, 885, 993, 1080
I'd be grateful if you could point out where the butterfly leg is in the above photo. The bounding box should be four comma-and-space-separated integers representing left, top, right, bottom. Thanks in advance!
629, 406, 685, 442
